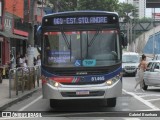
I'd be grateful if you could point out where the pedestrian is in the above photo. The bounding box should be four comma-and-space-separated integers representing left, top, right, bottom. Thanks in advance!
36, 55, 41, 66
16, 53, 21, 67
10, 53, 15, 69
134, 54, 147, 92
22, 60, 28, 72
19, 55, 24, 67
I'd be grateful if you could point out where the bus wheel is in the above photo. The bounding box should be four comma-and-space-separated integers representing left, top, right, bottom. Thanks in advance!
0, 75, 2, 83
50, 99, 63, 108
50, 99, 59, 108
107, 98, 116, 107
142, 80, 148, 90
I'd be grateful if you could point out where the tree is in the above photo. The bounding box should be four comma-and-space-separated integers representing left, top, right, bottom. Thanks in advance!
117, 3, 137, 22
47, 0, 138, 23
48, 0, 78, 12
48, 0, 119, 12
138, 17, 152, 23
77, 0, 119, 11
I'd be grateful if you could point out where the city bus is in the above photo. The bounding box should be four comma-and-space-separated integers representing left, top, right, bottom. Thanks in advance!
36, 11, 127, 108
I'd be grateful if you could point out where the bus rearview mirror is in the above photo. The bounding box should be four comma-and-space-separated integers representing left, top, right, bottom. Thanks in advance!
34, 25, 42, 46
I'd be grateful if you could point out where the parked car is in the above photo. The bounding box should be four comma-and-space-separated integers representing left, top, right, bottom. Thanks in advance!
143, 60, 160, 90
122, 52, 140, 76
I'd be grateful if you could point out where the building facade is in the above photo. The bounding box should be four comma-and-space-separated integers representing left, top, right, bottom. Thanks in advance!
0, 0, 45, 72
125, 0, 146, 19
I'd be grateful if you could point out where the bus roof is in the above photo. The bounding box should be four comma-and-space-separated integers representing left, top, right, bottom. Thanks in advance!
43, 11, 119, 18
43, 10, 118, 18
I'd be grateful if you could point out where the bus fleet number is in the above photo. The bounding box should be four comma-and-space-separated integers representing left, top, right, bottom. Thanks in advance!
91, 76, 105, 81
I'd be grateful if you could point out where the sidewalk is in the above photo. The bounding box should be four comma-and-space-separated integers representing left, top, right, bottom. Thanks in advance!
0, 79, 41, 111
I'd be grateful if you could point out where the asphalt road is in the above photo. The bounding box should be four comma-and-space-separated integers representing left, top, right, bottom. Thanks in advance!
2, 76, 160, 120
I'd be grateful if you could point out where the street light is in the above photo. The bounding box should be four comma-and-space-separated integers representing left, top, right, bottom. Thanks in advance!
126, 10, 134, 51
127, 9, 136, 52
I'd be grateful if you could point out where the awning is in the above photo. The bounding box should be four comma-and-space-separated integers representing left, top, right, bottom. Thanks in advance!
0, 31, 28, 40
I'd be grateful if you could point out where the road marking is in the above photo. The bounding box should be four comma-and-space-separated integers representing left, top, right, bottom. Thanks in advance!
123, 89, 160, 111
136, 109, 156, 111
123, 118, 140, 120
147, 98, 160, 102
134, 93, 144, 95
121, 108, 130, 111
121, 103, 129, 106
18, 95, 42, 111
139, 94, 160, 97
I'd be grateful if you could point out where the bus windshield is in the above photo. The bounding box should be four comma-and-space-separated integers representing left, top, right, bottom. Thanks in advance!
42, 30, 120, 67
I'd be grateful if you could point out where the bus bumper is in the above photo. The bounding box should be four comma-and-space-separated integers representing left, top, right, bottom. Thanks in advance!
42, 80, 122, 100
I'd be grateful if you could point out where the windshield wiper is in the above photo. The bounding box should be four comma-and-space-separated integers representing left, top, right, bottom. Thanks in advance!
88, 30, 100, 47
61, 28, 72, 61
61, 30, 71, 49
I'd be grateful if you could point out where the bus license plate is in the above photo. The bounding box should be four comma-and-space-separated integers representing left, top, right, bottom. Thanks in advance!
76, 90, 89, 95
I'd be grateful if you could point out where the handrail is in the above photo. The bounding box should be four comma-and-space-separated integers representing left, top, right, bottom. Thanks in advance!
9, 65, 41, 98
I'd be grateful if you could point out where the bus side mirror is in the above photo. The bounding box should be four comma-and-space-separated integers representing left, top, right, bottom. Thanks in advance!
120, 32, 127, 47
34, 25, 42, 46
34, 25, 42, 54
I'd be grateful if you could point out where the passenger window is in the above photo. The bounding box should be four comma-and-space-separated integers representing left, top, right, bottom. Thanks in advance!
154, 63, 160, 69
146, 62, 153, 71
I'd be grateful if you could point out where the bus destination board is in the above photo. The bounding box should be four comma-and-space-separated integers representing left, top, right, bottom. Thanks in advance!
53, 16, 108, 25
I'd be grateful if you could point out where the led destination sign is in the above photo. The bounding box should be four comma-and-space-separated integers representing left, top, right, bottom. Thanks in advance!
53, 17, 108, 25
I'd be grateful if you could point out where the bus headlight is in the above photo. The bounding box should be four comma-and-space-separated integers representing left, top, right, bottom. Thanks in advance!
47, 78, 61, 87
52, 81, 60, 87
105, 75, 121, 86
106, 80, 113, 85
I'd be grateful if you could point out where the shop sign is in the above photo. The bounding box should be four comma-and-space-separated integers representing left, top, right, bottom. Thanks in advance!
4, 13, 13, 33
4, 18, 12, 31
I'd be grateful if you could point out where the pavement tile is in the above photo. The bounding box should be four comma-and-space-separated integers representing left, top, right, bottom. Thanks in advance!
0, 79, 41, 111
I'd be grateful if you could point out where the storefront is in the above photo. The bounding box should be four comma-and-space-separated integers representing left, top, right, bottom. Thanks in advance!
0, 12, 27, 78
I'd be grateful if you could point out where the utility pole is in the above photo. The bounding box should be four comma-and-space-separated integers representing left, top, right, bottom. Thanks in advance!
130, 19, 132, 51
127, 20, 130, 51
27, 0, 37, 66
55, 0, 59, 12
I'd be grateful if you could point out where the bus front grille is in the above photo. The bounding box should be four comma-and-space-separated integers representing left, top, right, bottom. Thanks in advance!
55, 70, 108, 76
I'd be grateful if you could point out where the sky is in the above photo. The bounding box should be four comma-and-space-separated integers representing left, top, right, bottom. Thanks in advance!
119, 0, 125, 2
118, 0, 156, 18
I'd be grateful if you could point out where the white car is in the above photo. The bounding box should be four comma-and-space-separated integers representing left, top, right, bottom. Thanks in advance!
122, 52, 140, 76
143, 60, 160, 90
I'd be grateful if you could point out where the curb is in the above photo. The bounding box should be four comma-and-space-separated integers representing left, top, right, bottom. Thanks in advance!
0, 88, 40, 111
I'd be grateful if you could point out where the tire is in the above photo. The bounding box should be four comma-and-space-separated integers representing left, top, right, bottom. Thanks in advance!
50, 99, 57, 108
142, 80, 148, 90
134, 72, 137, 77
0, 76, 2, 83
50, 99, 63, 108
107, 98, 116, 107
123, 72, 126, 77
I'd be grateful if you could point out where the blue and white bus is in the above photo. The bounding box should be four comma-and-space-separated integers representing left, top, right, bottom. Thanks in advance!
36, 11, 126, 108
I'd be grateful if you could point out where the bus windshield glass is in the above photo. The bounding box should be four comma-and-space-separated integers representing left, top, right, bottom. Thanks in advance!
42, 30, 120, 67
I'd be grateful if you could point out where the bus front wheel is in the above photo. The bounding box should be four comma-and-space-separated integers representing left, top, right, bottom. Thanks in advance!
106, 98, 116, 107
50, 99, 61, 108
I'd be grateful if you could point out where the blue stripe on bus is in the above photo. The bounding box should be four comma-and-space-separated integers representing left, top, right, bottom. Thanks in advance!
42, 67, 122, 82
